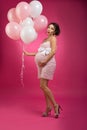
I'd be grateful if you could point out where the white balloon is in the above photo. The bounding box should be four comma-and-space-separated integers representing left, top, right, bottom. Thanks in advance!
29, 0, 43, 18
20, 26, 38, 44
20, 17, 34, 27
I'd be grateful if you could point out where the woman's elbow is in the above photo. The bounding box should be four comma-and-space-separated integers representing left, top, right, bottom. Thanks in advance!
52, 50, 56, 55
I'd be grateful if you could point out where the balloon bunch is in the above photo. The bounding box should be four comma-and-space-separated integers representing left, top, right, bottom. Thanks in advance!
5, 0, 48, 87
5, 0, 48, 44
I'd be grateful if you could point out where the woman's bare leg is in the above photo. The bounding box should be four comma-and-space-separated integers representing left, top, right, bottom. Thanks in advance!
44, 93, 51, 107
40, 78, 57, 107
40, 78, 61, 118
43, 80, 51, 108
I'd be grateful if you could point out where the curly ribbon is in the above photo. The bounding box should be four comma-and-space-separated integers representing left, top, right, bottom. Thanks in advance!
20, 45, 25, 87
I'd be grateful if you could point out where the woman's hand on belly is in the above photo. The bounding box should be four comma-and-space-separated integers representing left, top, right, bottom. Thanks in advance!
38, 60, 47, 67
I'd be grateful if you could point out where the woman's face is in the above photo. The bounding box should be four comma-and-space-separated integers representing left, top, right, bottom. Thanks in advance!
47, 24, 55, 36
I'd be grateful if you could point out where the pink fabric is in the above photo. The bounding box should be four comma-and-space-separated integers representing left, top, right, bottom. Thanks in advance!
35, 41, 56, 80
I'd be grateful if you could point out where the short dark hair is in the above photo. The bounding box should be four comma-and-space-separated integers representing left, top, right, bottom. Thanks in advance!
48, 22, 60, 36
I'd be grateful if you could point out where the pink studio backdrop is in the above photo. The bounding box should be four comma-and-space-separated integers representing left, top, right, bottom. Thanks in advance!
0, 0, 87, 96
0, 0, 87, 130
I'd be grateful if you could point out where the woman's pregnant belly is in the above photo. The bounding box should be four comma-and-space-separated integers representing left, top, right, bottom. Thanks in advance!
35, 52, 56, 65
35, 52, 47, 63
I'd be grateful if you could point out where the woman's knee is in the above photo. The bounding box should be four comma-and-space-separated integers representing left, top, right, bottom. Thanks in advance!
40, 82, 45, 90
40, 79, 48, 90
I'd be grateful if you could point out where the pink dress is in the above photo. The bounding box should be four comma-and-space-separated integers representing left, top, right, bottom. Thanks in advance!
35, 41, 56, 80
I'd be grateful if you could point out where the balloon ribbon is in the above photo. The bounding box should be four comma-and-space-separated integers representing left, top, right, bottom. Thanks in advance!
20, 45, 25, 87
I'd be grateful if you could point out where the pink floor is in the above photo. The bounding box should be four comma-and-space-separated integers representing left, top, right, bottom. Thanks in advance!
0, 87, 86, 130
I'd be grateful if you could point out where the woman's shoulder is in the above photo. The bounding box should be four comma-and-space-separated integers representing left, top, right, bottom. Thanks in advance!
50, 35, 57, 43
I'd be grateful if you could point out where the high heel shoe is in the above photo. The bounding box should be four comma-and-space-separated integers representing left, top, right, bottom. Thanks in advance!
54, 104, 63, 118
42, 106, 52, 117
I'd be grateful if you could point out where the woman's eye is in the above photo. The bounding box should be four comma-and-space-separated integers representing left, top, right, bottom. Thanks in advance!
51, 28, 54, 30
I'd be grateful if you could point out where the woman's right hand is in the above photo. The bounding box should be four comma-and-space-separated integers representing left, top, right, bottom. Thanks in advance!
23, 50, 36, 56
23, 50, 29, 56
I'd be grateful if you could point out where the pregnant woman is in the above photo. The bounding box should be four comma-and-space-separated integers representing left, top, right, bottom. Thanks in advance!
24, 22, 62, 118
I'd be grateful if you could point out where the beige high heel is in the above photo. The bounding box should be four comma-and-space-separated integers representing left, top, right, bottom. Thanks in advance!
42, 106, 52, 117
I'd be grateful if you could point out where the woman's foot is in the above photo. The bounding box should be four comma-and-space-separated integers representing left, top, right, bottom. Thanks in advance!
42, 106, 52, 117
54, 104, 62, 118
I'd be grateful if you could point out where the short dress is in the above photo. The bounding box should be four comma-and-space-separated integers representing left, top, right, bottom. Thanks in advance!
35, 41, 56, 80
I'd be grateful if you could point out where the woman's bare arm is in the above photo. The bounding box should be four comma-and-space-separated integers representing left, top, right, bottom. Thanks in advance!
46, 37, 57, 62
23, 50, 37, 56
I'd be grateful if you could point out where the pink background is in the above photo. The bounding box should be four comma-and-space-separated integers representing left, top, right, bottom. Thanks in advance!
0, 0, 87, 130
